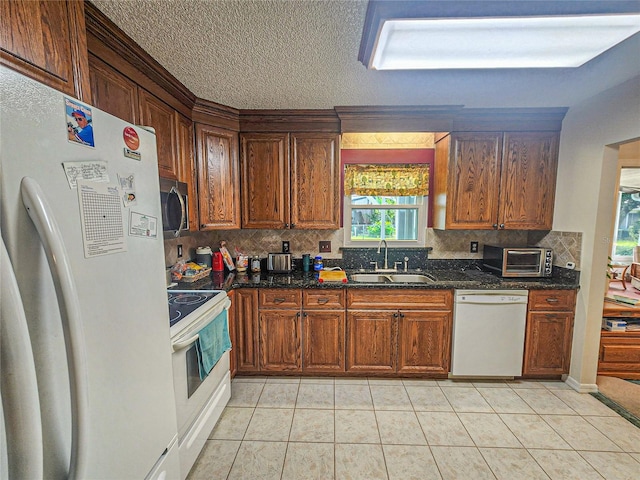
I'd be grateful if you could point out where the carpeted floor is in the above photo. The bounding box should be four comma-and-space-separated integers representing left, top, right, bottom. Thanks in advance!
593, 375, 640, 427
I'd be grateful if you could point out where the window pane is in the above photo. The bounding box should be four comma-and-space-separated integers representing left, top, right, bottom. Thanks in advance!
614, 191, 640, 258
350, 195, 421, 206
351, 208, 418, 241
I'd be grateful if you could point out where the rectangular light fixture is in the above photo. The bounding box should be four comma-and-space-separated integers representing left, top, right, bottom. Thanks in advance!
371, 14, 640, 69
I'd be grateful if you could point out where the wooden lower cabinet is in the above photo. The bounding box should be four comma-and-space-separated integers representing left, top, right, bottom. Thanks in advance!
598, 331, 640, 380
522, 290, 576, 377
397, 311, 452, 375
347, 310, 396, 373
260, 310, 301, 371
227, 290, 237, 378
234, 289, 260, 372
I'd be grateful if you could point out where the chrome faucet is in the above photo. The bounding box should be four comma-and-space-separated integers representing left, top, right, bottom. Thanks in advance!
377, 239, 389, 270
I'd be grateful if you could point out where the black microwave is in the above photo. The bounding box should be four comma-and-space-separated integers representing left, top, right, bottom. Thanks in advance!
160, 178, 189, 238
483, 245, 553, 278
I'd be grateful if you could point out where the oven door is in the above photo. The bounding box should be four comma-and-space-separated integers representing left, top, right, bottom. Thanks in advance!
503, 249, 544, 277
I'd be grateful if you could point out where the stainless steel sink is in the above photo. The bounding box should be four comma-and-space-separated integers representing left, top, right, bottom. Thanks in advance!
387, 274, 435, 283
349, 273, 435, 283
349, 274, 390, 283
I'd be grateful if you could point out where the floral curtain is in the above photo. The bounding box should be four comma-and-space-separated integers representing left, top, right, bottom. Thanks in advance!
344, 164, 429, 196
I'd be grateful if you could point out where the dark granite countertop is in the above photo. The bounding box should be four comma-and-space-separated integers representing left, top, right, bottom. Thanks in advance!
171, 267, 579, 292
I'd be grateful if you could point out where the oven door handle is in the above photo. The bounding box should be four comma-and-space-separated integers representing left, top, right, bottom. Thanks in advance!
172, 333, 199, 352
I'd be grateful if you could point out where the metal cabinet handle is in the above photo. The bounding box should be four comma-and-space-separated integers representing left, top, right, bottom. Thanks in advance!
493, 223, 498, 229
393, 312, 398, 318
499, 223, 505, 229
546, 298, 559, 304
290, 223, 295, 228
284, 223, 289, 228
274, 298, 286, 303
317, 298, 329, 304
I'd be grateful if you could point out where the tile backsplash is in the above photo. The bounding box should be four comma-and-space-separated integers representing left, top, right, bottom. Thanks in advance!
164, 228, 582, 270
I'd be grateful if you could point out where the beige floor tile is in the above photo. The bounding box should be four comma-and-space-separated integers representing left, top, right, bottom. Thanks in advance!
370, 385, 413, 411
335, 409, 380, 444
477, 387, 535, 414
368, 377, 405, 385
457, 413, 522, 448
431, 446, 496, 480
281, 442, 334, 480
334, 377, 369, 385
542, 414, 622, 452
471, 380, 509, 388
506, 380, 546, 389
441, 387, 493, 413
209, 406, 254, 440
514, 388, 577, 415
265, 376, 301, 384
631, 452, 640, 463
578, 451, 640, 480
584, 415, 640, 452
383, 444, 442, 480
233, 375, 268, 383
479, 448, 550, 480
415, 411, 474, 446
296, 383, 334, 409
376, 410, 427, 445
289, 409, 334, 443
228, 382, 264, 407
499, 414, 571, 450
402, 379, 440, 387
551, 390, 619, 416
437, 379, 475, 388
300, 376, 335, 384
539, 381, 572, 390
186, 439, 240, 480
227, 440, 287, 480
244, 408, 294, 441
405, 386, 453, 412
528, 449, 603, 480
335, 384, 373, 410
335, 443, 388, 480
257, 383, 299, 408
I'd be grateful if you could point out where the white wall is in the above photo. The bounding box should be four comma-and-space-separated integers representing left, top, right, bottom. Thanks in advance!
553, 75, 640, 391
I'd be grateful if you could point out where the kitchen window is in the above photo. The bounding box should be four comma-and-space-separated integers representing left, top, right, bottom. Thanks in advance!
343, 162, 429, 247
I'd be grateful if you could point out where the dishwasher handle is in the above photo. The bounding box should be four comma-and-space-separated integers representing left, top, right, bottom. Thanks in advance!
455, 291, 528, 305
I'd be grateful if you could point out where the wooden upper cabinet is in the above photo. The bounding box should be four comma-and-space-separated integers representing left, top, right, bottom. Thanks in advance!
1, 0, 91, 101
499, 132, 559, 230
434, 131, 560, 230
290, 133, 340, 229
195, 124, 240, 229
88, 54, 138, 124
176, 114, 198, 231
138, 89, 178, 180
443, 133, 502, 229
240, 133, 290, 229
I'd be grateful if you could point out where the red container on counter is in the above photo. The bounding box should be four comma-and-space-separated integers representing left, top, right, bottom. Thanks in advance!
212, 251, 224, 271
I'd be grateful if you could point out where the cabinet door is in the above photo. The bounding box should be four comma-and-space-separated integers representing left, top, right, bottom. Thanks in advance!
260, 310, 301, 371
195, 124, 240, 229
235, 289, 260, 372
290, 133, 340, 229
347, 311, 396, 373
523, 311, 573, 376
446, 133, 502, 229
176, 113, 199, 232
303, 310, 345, 373
138, 88, 178, 180
240, 133, 290, 229
499, 132, 559, 230
88, 54, 138, 124
1, 0, 91, 100
227, 291, 237, 378
397, 311, 452, 375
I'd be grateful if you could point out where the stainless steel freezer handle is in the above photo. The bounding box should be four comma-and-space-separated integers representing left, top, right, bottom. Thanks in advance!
1, 237, 43, 479
21, 177, 88, 480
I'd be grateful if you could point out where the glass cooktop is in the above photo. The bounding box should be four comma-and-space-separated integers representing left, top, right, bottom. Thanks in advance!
167, 290, 225, 327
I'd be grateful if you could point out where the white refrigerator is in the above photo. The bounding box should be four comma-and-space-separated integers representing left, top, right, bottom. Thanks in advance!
0, 66, 180, 479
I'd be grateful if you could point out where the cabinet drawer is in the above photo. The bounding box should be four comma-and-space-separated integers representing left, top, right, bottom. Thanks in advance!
347, 289, 452, 310
259, 289, 301, 309
303, 289, 344, 309
528, 290, 576, 311
600, 344, 640, 364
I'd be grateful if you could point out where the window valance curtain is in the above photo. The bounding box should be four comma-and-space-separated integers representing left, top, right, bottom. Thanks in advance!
344, 164, 429, 196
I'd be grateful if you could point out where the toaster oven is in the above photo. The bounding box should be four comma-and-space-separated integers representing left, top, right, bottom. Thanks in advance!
483, 245, 553, 278
267, 253, 293, 273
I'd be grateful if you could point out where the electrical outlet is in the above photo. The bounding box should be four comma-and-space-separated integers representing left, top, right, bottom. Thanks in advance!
177, 244, 183, 258
319, 241, 331, 253
470, 241, 479, 253
282, 241, 290, 253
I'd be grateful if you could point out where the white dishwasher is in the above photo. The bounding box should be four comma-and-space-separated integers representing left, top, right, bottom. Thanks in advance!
451, 290, 528, 377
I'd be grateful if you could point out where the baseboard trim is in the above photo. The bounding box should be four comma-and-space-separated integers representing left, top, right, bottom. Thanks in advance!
565, 375, 599, 393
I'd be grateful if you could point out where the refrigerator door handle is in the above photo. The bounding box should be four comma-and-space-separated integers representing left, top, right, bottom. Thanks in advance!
20, 177, 89, 480
1, 237, 43, 479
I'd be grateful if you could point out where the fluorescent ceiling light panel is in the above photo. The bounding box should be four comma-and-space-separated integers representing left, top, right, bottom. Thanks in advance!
371, 15, 640, 69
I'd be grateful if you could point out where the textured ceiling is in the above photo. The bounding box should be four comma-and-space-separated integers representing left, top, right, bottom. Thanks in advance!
90, 0, 640, 110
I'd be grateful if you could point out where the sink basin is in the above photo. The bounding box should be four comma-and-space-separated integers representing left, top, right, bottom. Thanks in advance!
349, 274, 390, 283
387, 274, 435, 283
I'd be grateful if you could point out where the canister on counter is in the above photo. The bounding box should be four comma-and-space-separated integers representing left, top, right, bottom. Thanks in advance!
251, 256, 261, 273
236, 254, 248, 272
195, 246, 212, 268
314, 255, 323, 271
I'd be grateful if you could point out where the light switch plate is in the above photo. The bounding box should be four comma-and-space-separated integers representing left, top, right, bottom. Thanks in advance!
319, 241, 331, 253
